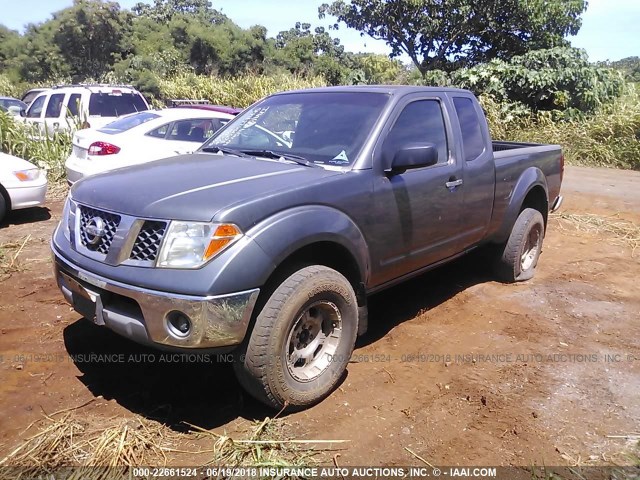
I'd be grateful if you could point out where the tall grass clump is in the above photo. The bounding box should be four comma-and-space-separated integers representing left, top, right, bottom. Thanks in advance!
157, 73, 326, 107
0, 112, 72, 181
0, 74, 23, 98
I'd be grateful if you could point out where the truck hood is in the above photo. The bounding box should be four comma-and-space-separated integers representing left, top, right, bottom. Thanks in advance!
70, 153, 341, 223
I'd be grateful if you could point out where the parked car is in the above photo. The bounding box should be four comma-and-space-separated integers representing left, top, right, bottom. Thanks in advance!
22, 84, 149, 136
65, 108, 234, 184
21, 88, 50, 107
167, 99, 242, 116
176, 104, 243, 116
52, 86, 563, 410
0, 152, 47, 223
0, 97, 28, 116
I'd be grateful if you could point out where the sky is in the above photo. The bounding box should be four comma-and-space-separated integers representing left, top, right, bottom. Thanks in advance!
1, 0, 639, 63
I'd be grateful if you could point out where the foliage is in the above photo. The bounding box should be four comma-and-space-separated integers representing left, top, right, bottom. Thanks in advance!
604, 56, 640, 83
419, 48, 625, 114
0, 74, 23, 98
319, 0, 587, 75
482, 86, 640, 170
156, 72, 326, 107
52, 0, 133, 81
0, 112, 72, 181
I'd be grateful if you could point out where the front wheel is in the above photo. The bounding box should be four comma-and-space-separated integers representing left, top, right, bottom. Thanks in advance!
0, 192, 7, 225
233, 265, 358, 410
494, 208, 545, 283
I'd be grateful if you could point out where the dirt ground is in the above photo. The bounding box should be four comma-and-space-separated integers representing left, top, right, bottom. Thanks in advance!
0, 165, 639, 469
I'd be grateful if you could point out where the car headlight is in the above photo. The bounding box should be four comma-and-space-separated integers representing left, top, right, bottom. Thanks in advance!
60, 197, 71, 241
156, 221, 243, 269
13, 168, 42, 181
59, 194, 76, 242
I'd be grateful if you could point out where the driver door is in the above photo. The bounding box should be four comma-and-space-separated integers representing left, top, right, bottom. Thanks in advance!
369, 97, 465, 286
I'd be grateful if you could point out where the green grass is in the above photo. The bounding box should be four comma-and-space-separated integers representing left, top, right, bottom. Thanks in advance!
157, 73, 326, 108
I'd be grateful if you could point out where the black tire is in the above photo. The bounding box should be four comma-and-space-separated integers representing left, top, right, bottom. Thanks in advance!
233, 265, 358, 410
494, 208, 545, 283
0, 192, 7, 225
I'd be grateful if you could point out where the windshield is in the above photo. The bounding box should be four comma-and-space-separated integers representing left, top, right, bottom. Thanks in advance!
0, 98, 26, 111
201, 91, 389, 167
98, 111, 160, 134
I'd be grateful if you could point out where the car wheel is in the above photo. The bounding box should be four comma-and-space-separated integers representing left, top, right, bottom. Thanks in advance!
0, 191, 7, 225
494, 208, 545, 283
233, 265, 358, 410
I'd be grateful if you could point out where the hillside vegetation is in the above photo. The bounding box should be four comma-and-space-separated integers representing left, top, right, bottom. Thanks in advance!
0, 0, 638, 179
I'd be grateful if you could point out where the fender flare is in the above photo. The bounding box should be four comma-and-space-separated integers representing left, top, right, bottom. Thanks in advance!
493, 166, 549, 243
246, 205, 370, 287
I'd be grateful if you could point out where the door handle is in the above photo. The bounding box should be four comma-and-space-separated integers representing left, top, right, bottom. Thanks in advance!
445, 178, 463, 188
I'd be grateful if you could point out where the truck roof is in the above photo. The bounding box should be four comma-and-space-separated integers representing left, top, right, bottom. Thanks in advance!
273, 85, 472, 96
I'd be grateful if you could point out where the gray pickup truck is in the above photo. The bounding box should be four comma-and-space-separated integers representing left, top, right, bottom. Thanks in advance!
52, 86, 563, 410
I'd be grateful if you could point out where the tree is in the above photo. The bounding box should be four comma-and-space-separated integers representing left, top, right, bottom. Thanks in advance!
606, 56, 640, 83
273, 22, 349, 84
425, 47, 625, 114
52, 0, 132, 80
319, 0, 587, 75
132, 0, 227, 24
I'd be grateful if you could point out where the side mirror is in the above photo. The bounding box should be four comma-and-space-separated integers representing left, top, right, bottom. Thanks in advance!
19, 108, 27, 117
389, 143, 438, 173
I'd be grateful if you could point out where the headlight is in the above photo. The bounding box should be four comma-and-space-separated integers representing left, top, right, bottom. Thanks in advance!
156, 221, 242, 269
13, 169, 42, 181
59, 194, 76, 242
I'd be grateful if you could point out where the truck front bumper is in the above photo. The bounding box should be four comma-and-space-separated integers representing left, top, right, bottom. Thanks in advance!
53, 246, 259, 350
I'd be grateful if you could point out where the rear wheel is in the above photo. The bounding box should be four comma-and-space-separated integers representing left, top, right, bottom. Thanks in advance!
233, 265, 358, 410
494, 208, 545, 282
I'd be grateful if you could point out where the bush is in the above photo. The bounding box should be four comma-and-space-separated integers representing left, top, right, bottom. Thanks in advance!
421, 48, 625, 116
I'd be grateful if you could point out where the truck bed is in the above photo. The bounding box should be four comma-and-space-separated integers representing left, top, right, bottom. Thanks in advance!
492, 141, 548, 152
487, 141, 563, 242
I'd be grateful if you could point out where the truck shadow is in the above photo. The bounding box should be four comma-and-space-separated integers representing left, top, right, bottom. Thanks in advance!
360, 249, 495, 347
62, 249, 493, 431
0, 206, 51, 228
62, 320, 265, 431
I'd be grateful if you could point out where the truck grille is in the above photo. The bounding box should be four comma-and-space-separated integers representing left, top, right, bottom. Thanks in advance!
129, 221, 167, 262
78, 206, 121, 255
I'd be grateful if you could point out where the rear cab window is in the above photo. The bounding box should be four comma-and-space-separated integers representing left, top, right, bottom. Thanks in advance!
453, 97, 486, 161
88, 92, 148, 117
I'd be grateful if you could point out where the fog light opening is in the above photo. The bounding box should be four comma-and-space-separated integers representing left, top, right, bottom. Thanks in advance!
166, 311, 192, 338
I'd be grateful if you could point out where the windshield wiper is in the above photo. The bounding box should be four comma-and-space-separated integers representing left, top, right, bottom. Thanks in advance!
240, 149, 319, 168
201, 145, 250, 158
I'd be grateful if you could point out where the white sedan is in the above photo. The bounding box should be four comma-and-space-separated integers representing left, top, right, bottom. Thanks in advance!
65, 108, 234, 184
0, 152, 48, 223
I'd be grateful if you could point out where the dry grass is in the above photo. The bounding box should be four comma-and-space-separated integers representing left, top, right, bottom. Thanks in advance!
185, 417, 347, 468
551, 212, 640, 255
0, 235, 32, 278
0, 411, 179, 480
0, 411, 347, 479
